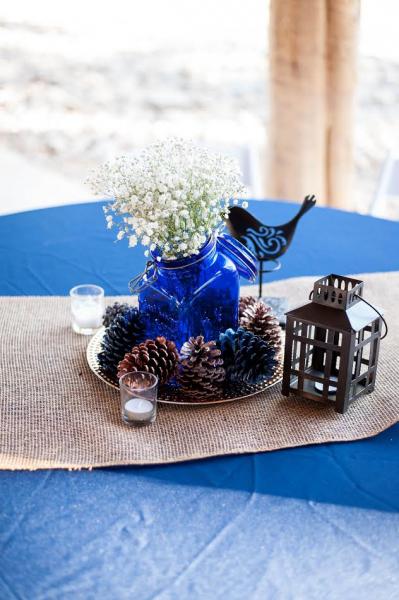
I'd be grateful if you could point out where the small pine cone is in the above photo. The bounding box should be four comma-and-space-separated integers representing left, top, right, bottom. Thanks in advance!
98, 308, 145, 377
117, 336, 178, 384
239, 296, 257, 320
177, 336, 225, 398
240, 301, 282, 351
103, 302, 131, 328
219, 327, 277, 384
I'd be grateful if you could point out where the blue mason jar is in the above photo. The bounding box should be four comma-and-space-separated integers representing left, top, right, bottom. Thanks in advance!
135, 234, 257, 350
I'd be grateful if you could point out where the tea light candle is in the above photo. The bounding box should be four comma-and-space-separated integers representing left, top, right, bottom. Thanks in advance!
314, 376, 338, 395
70, 285, 104, 335
72, 299, 103, 329
124, 397, 154, 422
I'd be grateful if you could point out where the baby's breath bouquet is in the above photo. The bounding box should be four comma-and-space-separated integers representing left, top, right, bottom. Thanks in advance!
88, 138, 248, 261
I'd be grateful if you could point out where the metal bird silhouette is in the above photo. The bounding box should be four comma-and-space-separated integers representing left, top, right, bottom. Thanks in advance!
226, 195, 316, 260
226, 195, 316, 297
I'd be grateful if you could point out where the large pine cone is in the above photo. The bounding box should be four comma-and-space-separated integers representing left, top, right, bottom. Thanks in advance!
240, 300, 282, 351
219, 327, 277, 384
239, 296, 257, 320
177, 336, 225, 398
117, 337, 178, 384
103, 302, 131, 328
98, 308, 145, 377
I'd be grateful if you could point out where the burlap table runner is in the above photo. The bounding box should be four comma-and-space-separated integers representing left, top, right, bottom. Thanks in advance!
0, 272, 398, 470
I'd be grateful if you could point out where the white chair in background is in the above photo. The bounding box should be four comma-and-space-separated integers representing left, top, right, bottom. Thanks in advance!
370, 151, 399, 219
207, 143, 263, 199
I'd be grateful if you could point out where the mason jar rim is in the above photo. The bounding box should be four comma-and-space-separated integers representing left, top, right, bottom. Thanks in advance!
151, 235, 216, 270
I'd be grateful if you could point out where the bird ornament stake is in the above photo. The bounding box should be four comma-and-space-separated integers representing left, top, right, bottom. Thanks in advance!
226, 195, 316, 299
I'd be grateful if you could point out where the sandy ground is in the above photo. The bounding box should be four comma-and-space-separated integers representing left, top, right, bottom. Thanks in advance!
1, 1, 399, 218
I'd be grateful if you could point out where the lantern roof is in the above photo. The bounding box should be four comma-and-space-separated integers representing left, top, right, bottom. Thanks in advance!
286, 300, 382, 332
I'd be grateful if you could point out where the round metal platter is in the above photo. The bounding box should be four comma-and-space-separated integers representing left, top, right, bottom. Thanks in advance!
87, 328, 283, 406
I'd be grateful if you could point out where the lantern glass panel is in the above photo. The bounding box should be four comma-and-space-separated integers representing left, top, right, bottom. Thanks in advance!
333, 353, 341, 374
367, 326, 374, 338
312, 346, 327, 372
305, 344, 313, 369
293, 320, 301, 335
291, 338, 301, 368
360, 343, 371, 372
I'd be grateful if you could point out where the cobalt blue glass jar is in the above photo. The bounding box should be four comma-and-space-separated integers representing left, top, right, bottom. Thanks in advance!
136, 234, 257, 350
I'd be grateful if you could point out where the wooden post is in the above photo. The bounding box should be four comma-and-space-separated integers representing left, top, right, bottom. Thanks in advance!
326, 0, 360, 209
268, 0, 360, 209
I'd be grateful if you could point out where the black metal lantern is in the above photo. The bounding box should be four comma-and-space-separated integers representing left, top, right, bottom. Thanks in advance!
282, 275, 386, 413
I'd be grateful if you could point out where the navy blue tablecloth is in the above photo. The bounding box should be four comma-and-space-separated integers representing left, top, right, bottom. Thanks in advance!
1, 200, 399, 599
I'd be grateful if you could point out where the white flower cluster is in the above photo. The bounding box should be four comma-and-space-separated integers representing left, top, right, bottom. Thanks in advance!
87, 138, 248, 260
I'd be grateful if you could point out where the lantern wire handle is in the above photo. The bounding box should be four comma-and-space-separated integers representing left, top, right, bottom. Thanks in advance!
308, 290, 387, 340
354, 294, 388, 340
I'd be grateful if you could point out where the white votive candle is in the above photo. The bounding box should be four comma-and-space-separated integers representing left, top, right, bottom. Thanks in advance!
70, 285, 104, 335
314, 376, 338, 395
72, 300, 103, 329
124, 398, 154, 422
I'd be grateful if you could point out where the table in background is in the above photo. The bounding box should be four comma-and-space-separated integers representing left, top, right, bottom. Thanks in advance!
1, 200, 398, 599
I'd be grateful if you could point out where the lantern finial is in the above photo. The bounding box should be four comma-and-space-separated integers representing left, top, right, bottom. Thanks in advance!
312, 274, 363, 310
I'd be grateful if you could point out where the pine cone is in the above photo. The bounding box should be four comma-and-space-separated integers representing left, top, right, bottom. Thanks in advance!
239, 295, 257, 319
102, 302, 131, 328
240, 300, 282, 350
98, 308, 145, 377
117, 337, 178, 384
177, 336, 225, 398
219, 327, 277, 384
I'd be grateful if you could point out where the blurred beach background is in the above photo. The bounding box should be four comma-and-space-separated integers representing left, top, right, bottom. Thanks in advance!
1, 0, 399, 216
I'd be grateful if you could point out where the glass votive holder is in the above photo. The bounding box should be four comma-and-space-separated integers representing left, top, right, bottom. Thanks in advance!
70, 284, 104, 335
119, 372, 158, 427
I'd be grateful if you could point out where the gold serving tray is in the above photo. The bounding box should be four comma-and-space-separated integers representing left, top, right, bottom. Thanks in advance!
87, 328, 283, 406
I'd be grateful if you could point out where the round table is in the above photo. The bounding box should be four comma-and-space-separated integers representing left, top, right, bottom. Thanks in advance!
1, 200, 398, 599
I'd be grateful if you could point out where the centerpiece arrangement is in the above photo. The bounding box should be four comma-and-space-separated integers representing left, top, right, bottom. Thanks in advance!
88, 139, 283, 403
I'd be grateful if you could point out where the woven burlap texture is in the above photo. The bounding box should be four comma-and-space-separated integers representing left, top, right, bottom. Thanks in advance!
0, 272, 398, 470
